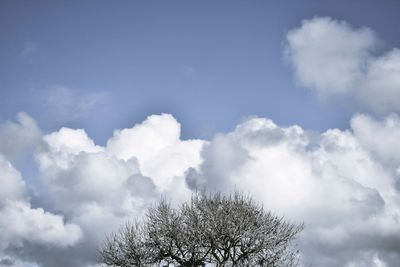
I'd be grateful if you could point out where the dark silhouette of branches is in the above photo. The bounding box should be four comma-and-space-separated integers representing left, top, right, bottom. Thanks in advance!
99, 191, 303, 267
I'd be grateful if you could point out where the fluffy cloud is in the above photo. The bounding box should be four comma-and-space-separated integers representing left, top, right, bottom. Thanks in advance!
107, 114, 205, 191
285, 17, 400, 114
3, 17, 400, 266
2, 111, 400, 266
0, 155, 26, 202
0, 112, 41, 161
0, 155, 82, 256
360, 50, 400, 114
351, 113, 400, 165
26, 113, 204, 266
0, 201, 82, 248
187, 115, 400, 267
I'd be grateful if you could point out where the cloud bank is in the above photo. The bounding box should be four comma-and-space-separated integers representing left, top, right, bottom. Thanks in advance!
2, 111, 400, 266
0, 113, 204, 267
2, 17, 400, 267
0, 154, 82, 265
187, 115, 400, 266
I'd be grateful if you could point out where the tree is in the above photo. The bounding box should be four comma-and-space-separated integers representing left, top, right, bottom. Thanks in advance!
99, 192, 303, 267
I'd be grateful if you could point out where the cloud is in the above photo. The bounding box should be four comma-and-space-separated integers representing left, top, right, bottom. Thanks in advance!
360, 49, 400, 114
285, 17, 400, 115
0, 155, 82, 256
0, 257, 38, 267
35, 127, 156, 258
0, 201, 82, 248
15, 113, 205, 266
351, 113, 400, 165
0, 155, 27, 204
0, 112, 42, 161
187, 115, 400, 266
107, 114, 205, 191
4, 16, 400, 266
42, 86, 109, 122
2, 112, 400, 266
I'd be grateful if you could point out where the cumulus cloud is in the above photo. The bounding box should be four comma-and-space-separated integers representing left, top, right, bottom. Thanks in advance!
0, 154, 82, 263
360, 49, 400, 114
2, 111, 400, 266
285, 17, 400, 114
34, 128, 156, 265
0, 201, 82, 248
187, 115, 400, 266
351, 113, 400, 165
36, 127, 153, 217
21, 113, 205, 266
0, 112, 41, 161
4, 17, 400, 266
107, 114, 205, 191
0, 155, 26, 203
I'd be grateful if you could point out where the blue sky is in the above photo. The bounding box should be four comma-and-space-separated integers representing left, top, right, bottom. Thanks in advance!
1, 0, 399, 143
2, 1, 400, 267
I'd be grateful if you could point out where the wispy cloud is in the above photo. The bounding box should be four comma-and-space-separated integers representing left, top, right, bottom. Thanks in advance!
176, 64, 197, 77
20, 41, 38, 58
42, 86, 109, 122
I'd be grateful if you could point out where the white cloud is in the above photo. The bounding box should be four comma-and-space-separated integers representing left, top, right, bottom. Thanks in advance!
0, 112, 42, 161
107, 113, 205, 190
351, 113, 400, 165
107, 114, 182, 162
0, 155, 26, 203
187, 115, 400, 267
5, 14, 400, 267
285, 17, 400, 114
286, 17, 377, 95
37, 114, 204, 216
360, 49, 400, 114
283, 19, 400, 264
0, 201, 82, 248
18, 113, 205, 266
6, 16, 400, 264
3, 111, 400, 266
0, 155, 82, 252
36, 126, 152, 240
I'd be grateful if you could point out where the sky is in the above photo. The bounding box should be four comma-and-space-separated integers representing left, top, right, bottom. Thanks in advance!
1, 1, 400, 266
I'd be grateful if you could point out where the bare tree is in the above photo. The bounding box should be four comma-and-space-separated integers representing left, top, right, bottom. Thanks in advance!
101, 222, 159, 266
99, 192, 303, 267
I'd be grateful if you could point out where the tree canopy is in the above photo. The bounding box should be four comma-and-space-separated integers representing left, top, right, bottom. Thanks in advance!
99, 192, 303, 266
